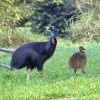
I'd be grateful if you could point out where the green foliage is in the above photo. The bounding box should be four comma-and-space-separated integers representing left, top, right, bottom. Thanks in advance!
0, 0, 100, 44
0, 39, 100, 99
0, 27, 47, 47
31, 0, 80, 34
0, 1, 20, 34
0, 0, 33, 34
68, 0, 100, 42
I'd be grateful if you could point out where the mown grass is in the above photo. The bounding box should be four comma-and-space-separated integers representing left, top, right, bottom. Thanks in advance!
0, 38, 100, 100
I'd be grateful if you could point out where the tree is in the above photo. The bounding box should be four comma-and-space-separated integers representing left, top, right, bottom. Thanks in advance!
30, 0, 80, 35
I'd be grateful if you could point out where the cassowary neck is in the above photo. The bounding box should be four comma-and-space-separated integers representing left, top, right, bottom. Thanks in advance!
50, 30, 56, 45
41, 40, 56, 63
51, 30, 55, 38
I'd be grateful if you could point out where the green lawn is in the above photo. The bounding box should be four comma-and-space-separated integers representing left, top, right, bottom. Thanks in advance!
0, 39, 100, 100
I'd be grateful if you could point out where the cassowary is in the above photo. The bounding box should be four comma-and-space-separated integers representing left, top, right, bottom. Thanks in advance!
10, 26, 57, 80
68, 46, 86, 74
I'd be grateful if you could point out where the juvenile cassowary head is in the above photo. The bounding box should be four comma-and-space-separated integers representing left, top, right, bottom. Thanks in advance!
79, 46, 85, 52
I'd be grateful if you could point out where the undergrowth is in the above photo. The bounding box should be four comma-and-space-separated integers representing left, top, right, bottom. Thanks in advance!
0, 38, 100, 100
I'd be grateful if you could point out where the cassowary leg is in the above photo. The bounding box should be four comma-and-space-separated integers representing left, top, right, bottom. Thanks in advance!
27, 68, 31, 80
37, 64, 45, 78
38, 70, 45, 78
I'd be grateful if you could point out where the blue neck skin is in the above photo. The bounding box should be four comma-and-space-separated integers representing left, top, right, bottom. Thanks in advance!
51, 30, 55, 38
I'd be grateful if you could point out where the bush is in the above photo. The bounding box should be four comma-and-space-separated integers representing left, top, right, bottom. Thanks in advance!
68, 0, 100, 42
0, 27, 47, 47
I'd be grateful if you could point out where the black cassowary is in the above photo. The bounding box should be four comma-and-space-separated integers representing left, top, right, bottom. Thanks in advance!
10, 26, 57, 80
68, 46, 86, 74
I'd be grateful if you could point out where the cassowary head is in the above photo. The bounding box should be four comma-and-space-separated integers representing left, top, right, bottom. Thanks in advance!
49, 26, 54, 31
48, 26, 56, 45
79, 46, 85, 52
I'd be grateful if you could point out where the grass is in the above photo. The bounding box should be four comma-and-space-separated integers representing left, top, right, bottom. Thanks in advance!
0, 38, 100, 100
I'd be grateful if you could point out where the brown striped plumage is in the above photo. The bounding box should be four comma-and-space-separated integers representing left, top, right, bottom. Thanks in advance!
68, 46, 86, 74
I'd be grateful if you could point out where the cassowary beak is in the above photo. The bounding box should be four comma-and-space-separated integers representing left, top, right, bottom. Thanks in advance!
48, 26, 52, 31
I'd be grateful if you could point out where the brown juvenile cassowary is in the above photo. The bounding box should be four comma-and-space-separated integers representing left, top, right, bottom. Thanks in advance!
68, 46, 86, 74
10, 26, 57, 80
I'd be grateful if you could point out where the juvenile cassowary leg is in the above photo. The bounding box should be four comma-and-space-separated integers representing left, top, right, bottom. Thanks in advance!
27, 68, 31, 80
74, 69, 77, 74
81, 67, 85, 74
81, 60, 86, 74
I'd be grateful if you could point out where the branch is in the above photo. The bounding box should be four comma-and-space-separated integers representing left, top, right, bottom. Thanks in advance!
90, 34, 100, 39
0, 63, 10, 69
0, 48, 14, 54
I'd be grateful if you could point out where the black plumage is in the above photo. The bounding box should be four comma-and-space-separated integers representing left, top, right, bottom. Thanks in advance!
10, 26, 57, 80
68, 46, 86, 74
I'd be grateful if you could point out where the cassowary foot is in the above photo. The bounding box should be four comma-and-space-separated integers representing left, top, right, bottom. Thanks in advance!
39, 70, 45, 78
